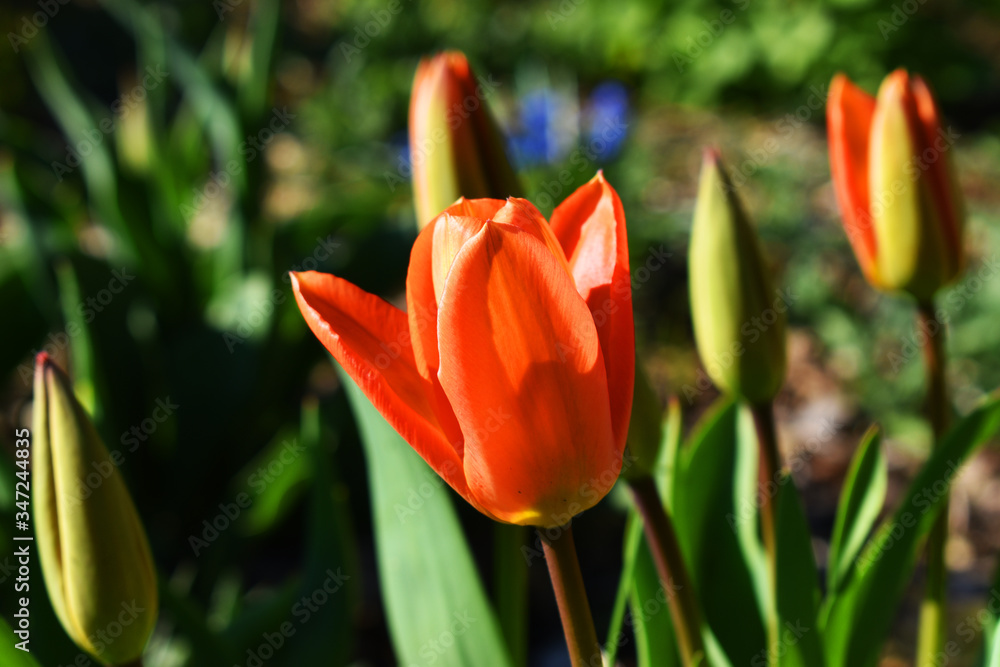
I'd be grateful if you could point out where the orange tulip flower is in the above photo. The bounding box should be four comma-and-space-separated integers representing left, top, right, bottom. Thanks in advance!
827, 69, 964, 300
292, 173, 633, 527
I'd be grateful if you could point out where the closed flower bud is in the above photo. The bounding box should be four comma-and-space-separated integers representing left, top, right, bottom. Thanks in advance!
689, 149, 787, 405
827, 69, 964, 301
32, 353, 157, 665
409, 51, 522, 228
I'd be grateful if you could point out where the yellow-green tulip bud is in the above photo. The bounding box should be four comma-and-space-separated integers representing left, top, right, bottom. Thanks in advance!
409, 51, 522, 228
32, 353, 157, 665
689, 149, 787, 405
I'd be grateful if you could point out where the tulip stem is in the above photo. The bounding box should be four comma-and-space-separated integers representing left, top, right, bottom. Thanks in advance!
916, 302, 950, 667
751, 402, 781, 666
539, 523, 602, 667
495, 523, 529, 666
629, 475, 707, 665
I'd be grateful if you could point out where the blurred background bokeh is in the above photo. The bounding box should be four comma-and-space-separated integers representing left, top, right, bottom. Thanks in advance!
2, 0, 1000, 665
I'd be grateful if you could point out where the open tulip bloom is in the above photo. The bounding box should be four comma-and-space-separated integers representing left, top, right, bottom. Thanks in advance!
292, 173, 633, 529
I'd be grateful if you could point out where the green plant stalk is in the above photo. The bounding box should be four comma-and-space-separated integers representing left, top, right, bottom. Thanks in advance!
495, 523, 529, 666
539, 524, 602, 667
751, 402, 781, 666
629, 475, 707, 665
917, 301, 951, 667
604, 513, 644, 663
119, 659, 144, 667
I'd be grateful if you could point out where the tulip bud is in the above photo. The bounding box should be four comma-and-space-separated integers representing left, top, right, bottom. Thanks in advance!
827, 70, 964, 301
32, 353, 157, 665
689, 149, 787, 405
623, 358, 663, 480
409, 51, 522, 228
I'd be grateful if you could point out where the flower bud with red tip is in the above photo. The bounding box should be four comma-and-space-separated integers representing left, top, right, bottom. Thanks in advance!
827, 69, 964, 301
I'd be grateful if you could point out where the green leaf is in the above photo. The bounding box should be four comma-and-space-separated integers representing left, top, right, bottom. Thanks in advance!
630, 523, 680, 667
826, 426, 886, 595
977, 560, 1000, 666
608, 396, 682, 665
821, 392, 1000, 667
23, 33, 137, 264
607, 395, 687, 666
340, 369, 513, 667
983, 626, 1000, 667
493, 523, 529, 666
237, 0, 281, 120
280, 398, 357, 665
222, 398, 357, 667
230, 427, 311, 536
986, 629, 1000, 667
671, 400, 767, 665
54, 261, 100, 418
159, 575, 235, 667
774, 477, 826, 667
606, 512, 644, 663
658, 396, 684, 501
0, 618, 41, 667
733, 406, 768, 620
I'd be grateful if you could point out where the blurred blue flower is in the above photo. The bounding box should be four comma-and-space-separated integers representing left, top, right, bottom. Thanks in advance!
583, 81, 629, 161
508, 88, 566, 167
506, 81, 629, 170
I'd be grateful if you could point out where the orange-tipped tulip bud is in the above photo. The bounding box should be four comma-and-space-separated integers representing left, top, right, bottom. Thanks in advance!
293, 173, 633, 527
827, 70, 964, 301
689, 149, 787, 405
409, 51, 522, 228
32, 354, 158, 665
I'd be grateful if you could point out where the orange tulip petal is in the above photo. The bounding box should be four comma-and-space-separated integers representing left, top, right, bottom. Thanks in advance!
405, 217, 468, 448
406, 220, 442, 380
549, 173, 635, 448
407, 197, 506, 381
492, 198, 574, 275
291, 271, 479, 511
446, 196, 508, 220
910, 75, 962, 263
436, 222, 619, 527
432, 214, 490, 303
828, 74, 879, 281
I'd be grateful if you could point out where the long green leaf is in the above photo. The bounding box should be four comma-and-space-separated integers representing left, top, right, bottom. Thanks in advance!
238, 0, 281, 120
340, 369, 513, 667
493, 523, 528, 666
0, 618, 41, 667
606, 512, 644, 663
630, 529, 680, 667
986, 629, 1000, 667
826, 426, 885, 596
976, 558, 1000, 666
280, 398, 356, 665
607, 394, 683, 665
671, 400, 766, 665
822, 392, 1000, 667
774, 477, 826, 667
24, 35, 137, 263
